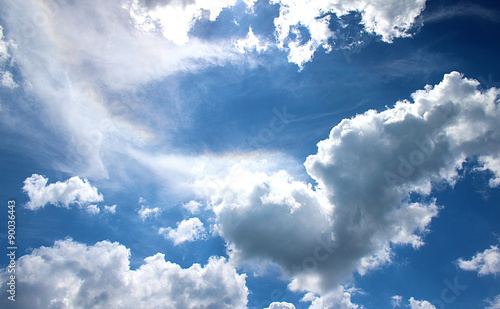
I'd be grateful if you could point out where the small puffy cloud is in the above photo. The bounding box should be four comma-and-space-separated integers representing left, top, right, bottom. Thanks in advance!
0, 238, 248, 308
22, 174, 104, 210
86, 204, 100, 215
485, 295, 500, 309
138, 205, 161, 220
409, 297, 436, 309
159, 217, 206, 245
194, 72, 500, 295
234, 27, 269, 54
265, 301, 296, 309
457, 245, 500, 276
391, 295, 403, 307
104, 204, 117, 214
270, 0, 427, 66
183, 200, 202, 214
303, 286, 360, 309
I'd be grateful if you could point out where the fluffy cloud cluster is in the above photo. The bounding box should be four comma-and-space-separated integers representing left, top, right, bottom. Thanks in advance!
183, 200, 203, 214
304, 287, 360, 309
194, 72, 500, 299
408, 297, 436, 309
159, 217, 207, 245
270, 0, 427, 66
0, 238, 248, 308
457, 245, 500, 276
22, 174, 104, 210
138, 205, 162, 220
265, 302, 297, 309
234, 27, 269, 54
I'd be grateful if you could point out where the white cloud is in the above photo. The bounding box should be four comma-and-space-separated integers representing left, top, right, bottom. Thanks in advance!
303, 286, 360, 309
457, 245, 500, 276
194, 72, 500, 296
104, 204, 117, 214
22, 174, 104, 210
126, 0, 237, 45
86, 204, 101, 215
0, 0, 248, 179
478, 156, 500, 187
0, 238, 248, 308
409, 297, 436, 309
0, 24, 17, 89
270, 0, 427, 67
183, 200, 202, 214
138, 205, 161, 220
0, 25, 9, 61
1, 71, 17, 88
159, 217, 206, 245
234, 27, 269, 54
485, 295, 500, 309
391, 295, 403, 307
265, 301, 296, 309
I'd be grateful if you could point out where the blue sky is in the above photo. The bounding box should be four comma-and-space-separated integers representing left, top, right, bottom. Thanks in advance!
0, 0, 500, 308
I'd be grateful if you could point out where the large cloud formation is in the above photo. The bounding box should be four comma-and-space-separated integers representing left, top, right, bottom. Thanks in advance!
0, 238, 248, 309
195, 72, 500, 296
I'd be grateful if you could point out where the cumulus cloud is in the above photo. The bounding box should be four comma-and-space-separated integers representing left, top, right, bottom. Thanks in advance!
234, 27, 269, 54
265, 301, 297, 309
104, 204, 117, 214
457, 245, 500, 276
22, 174, 104, 210
126, 0, 237, 45
159, 217, 206, 245
194, 72, 500, 297
183, 200, 202, 214
302, 286, 360, 309
0, 238, 248, 308
409, 297, 436, 309
138, 205, 161, 220
86, 204, 101, 214
270, 0, 427, 66
485, 295, 500, 309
